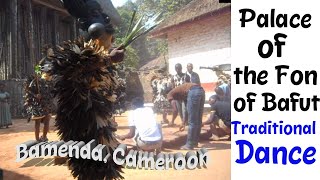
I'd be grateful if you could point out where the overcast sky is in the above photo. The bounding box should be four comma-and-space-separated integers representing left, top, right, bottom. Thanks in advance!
111, 0, 129, 7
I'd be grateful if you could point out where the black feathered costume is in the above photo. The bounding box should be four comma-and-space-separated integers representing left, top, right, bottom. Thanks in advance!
40, 1, 124, 179
24, 75, 54, 122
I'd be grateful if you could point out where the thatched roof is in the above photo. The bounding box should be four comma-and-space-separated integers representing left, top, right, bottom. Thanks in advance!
151, 0, 230, 37
33, 0, 69, 15
139, 55, 168, 71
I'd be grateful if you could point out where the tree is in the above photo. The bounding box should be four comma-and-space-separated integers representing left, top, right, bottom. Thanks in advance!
116, 0, 193, 68
122, 45, 140, 68
135, 0, 193, 17
115, 1, 140, 69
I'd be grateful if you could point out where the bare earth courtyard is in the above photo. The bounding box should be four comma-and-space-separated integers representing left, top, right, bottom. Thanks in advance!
0, 114, 230, 180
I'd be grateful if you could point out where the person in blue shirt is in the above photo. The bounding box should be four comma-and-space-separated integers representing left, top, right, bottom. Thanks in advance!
215, 83, 231, 102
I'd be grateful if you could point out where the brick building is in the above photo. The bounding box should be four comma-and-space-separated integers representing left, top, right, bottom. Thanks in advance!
151, 0, 231, 97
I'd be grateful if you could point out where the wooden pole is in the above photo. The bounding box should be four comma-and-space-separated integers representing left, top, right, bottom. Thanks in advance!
9, 0, 18, 78
40, 7, 47, 48
4, 4, 9, 80
72, 19, 78, 40
26, 0, 36, 74
32, 0, 69, 15
53, 11, 60, 45
17, 1, 23, 79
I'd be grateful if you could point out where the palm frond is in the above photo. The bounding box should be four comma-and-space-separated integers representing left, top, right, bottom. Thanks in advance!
122, 12, 163, 48
125, 10, 137, 38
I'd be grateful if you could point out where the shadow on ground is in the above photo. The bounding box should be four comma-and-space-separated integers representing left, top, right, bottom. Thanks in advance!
2, 169, 34, 180
20, 158, 67, 168
200, 141, 231, 150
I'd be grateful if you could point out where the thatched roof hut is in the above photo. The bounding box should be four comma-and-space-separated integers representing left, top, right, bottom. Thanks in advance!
149, 0, 231, 99
151, 0, 230, 37
139, 55, 168, 71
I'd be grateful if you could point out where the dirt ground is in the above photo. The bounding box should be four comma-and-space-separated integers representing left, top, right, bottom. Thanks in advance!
0, 114, 230, 180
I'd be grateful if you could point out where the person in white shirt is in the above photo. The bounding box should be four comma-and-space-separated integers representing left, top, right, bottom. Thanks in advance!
118, 97, 162, 152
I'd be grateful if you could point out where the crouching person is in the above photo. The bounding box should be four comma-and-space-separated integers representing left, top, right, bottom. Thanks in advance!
118, 97, 162, 153
203, 95, 231, 140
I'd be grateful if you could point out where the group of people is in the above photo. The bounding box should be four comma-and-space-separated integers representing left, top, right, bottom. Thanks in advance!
0, 78, 53, 142
163, 63, 201, 126
1, 62, 231, 153
120, 63, 204, 151
123, 62, 231, 151
166, 63, 205, 150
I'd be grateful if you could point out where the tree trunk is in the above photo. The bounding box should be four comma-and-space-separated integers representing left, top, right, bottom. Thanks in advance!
72, 19, 78, 40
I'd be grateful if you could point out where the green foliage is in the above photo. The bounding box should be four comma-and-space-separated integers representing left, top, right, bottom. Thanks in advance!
34, 65, 41, 75
116, 0, 193, 68
116, 2, 138, 37
116, 2, 139, 69
123, 46, 139, 69
114, 37, 139, 69
156, 39, 168, 55
121, 11, 163, 48
136, 0, 193, 18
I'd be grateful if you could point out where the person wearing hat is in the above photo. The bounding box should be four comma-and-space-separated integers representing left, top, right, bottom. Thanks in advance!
0, 83, 12, 128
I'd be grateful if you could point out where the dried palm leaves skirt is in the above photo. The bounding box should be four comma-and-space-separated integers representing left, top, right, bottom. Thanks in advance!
40, 39, 123, 180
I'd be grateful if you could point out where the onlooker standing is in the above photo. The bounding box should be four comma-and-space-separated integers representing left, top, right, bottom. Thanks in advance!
172, 63, 190, 87
0, 83, 12, 128
151, 75, 174, 124
170, 63, 190, 126
186, 63, 201, 85
167, 83, 205, 150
